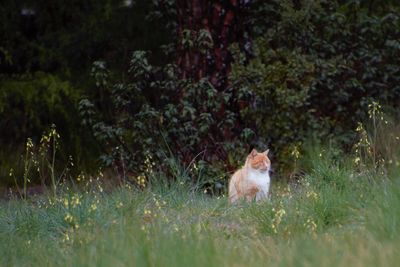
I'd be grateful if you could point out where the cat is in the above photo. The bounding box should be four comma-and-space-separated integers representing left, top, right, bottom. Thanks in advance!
228, 149, 271, 204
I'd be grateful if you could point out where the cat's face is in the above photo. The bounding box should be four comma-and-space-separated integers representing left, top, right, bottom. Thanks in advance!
247, 149, 271, 172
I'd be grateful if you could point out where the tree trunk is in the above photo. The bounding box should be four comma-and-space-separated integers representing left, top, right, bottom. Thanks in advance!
176, 0, 251, 90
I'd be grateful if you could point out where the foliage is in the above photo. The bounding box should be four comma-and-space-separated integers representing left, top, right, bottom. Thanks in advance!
0, 0, 172, 74
1, 143, 400, 266
2, 111, 400, 265
0, 73, 96, 186
0, 1, 174, 186
80, 51, 255, 190
0, 73, 79, 143
2, 0, 400, 188
230, 0, 400, 174
4, 124, 75, 195
79, 0, 400, 185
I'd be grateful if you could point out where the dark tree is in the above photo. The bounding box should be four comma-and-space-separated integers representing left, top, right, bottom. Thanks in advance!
176, 0, 251, 90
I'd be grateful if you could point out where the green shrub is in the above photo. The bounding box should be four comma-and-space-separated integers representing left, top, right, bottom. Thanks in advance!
80, 52, 254, 189
230, 0, 400, 174
0, 72, 97, 186
80, 1, 400, 186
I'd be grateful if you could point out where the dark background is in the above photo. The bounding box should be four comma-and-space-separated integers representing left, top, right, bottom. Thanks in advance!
1, 0, 399, 189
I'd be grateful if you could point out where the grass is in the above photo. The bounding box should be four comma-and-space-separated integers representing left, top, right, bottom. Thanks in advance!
1, 148, 399, 267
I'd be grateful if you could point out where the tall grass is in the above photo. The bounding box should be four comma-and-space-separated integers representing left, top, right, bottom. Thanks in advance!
1, 158, 399, 267
1, 111, 399, 266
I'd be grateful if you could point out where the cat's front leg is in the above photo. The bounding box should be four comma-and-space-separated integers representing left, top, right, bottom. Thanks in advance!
255, 190, 268, 202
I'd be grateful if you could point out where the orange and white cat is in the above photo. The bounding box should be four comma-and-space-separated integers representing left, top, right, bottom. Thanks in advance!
228, 149, 271, 204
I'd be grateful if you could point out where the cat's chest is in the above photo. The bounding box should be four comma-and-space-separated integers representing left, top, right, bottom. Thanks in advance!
248, 170, 270, 189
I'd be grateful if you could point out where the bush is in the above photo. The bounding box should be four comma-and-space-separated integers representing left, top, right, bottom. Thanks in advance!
80, 52, 259, 190
230, 0, 400, 174
0, 72, 79, 142
80, 1, 400, 187
0, 72, 97, 185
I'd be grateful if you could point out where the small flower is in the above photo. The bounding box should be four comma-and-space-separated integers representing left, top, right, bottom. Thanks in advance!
144, 209, 151, 215
291, 145, 300, 159
26, 138, 34, 149
136, 175, 146, 187
64, 233, 70, 242
276, 209, 286, 217
71, 196, 81, 207
306, 191, 318, 200
305, 217, 317, 233
64, 213, 74, 223
76, 173, 84, 182
89, 203, 97, 212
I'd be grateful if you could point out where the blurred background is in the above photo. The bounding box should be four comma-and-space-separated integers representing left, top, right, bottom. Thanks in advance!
0, 0, 399, 191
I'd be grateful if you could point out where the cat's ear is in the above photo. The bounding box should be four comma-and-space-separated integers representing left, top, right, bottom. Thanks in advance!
263, 149, 270, 156
249, 149, 258, 158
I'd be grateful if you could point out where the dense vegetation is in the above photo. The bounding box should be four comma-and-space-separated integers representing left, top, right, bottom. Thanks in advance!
1, 0, 400, 189
1, 1, 400, 266
1, 125, 399, 265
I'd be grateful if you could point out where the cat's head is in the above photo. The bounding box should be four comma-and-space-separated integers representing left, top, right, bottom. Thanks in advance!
246, 149, 271, 173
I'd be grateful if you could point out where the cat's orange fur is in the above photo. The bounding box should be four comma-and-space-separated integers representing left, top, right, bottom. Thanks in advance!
228, 149, 271, 204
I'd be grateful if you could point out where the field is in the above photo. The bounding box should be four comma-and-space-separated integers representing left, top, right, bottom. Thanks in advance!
2, 1, 400, 266
1, 146, 399, 267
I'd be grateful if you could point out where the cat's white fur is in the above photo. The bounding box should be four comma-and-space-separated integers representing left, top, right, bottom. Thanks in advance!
247, 168, 271, 201
228, 149, 271, 203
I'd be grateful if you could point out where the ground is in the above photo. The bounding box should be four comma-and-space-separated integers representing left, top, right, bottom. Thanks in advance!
1, 153, 399, 267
